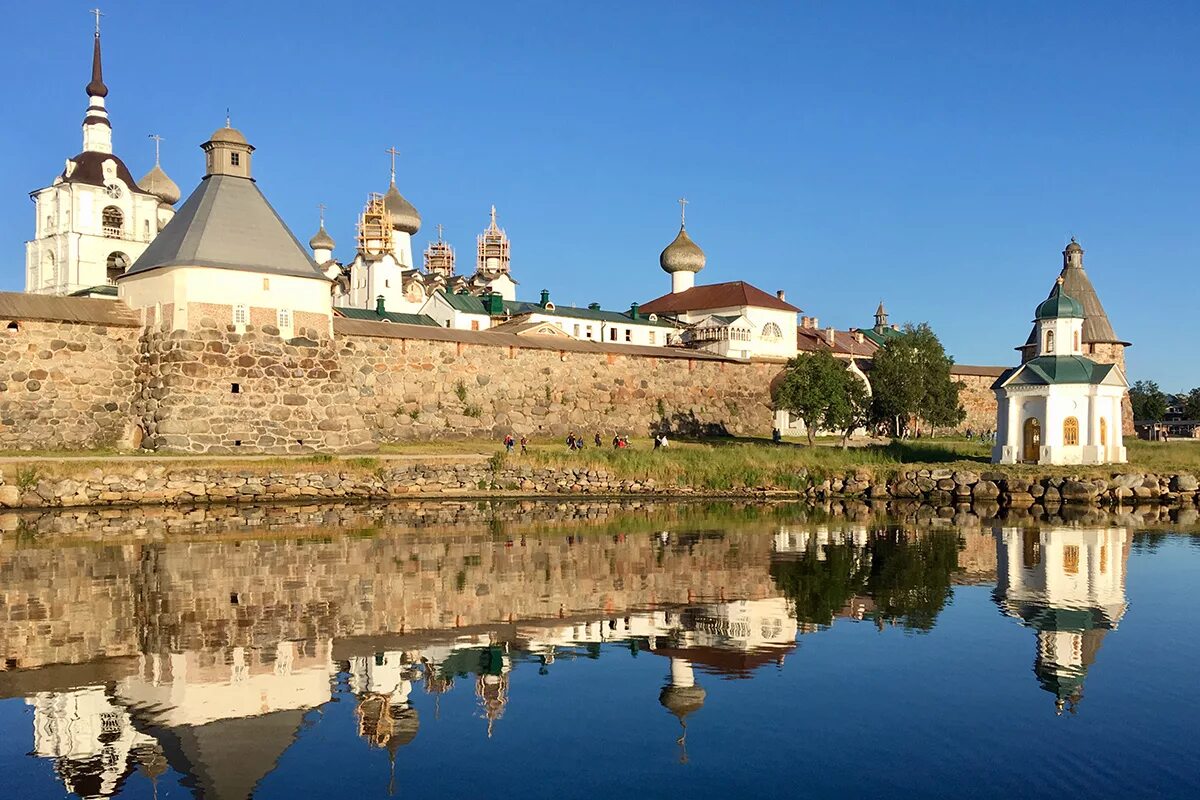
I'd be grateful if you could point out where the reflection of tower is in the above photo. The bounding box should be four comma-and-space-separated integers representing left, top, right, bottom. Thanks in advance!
475, 644, 510, 738
26, 686, 163, 799
993, 526, 1131, 714
658, 657, 706, 764
354, 693, 419, 796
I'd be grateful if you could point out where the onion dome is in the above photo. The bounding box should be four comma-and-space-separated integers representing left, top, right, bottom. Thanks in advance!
659, 684, 707, 720
309, 223, 335, 251
384, 181, 421, 234
139, 163, 181, 205
1035, 278, 1084, 320
659, 225, 706, 274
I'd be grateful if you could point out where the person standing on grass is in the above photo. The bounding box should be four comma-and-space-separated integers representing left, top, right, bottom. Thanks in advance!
595, 432, 602, 448
520, 435, 529, 455
654, 435, 661, 450
504, 434, 514, 454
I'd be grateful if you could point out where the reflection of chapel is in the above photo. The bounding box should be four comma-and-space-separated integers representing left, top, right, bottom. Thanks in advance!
993, 526, 1130, 714
992, 241, 1129, 465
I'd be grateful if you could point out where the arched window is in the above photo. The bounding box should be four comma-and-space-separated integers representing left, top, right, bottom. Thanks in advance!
1063, 416, 1079, 446
43, 251, 56, 288
1073, 331, 1080, 352
5, 321, 19, 333
761, 322, 783, 341
106, 252, 130, 284
101, 206, 123, 238
1045, 329, 1055, 353
1099, 417, 1108, 447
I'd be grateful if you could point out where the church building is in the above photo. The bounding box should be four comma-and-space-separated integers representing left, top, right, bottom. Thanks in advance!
24, 21, 178, 296
992, 260, 1128, 465
640, 201, 800, 360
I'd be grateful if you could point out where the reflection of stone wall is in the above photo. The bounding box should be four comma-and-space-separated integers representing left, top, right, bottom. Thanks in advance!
0, 509, 783, 670
0, 319, 139, 450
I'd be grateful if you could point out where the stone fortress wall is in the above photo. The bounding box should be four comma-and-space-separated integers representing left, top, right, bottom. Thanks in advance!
0, 295, 785, 454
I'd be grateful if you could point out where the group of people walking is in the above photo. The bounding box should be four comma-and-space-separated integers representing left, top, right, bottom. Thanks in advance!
501, 432, 671, 453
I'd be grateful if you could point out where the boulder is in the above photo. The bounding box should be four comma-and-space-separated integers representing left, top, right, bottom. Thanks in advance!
1060, 480, 1097, 503
972, 480, 1000, 500
1170, 474, 1199, 492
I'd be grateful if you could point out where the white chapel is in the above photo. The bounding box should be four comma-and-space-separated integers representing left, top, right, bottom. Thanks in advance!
992, 272, 1128, 465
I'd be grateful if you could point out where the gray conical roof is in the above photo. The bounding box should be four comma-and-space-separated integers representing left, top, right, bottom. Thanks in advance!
659, 226, 706, 274
123, 174, 330, 282
1022, 241, 1128, 349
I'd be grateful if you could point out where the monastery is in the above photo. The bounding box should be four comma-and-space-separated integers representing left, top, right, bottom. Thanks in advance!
0, 19, 1131, 454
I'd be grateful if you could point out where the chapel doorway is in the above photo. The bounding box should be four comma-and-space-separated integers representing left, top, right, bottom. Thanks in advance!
1023, 417, 1041, 463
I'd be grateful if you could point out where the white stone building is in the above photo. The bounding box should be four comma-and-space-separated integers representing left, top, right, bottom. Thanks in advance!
640, 206, 799, 360
24, 24, 177, 296
117, 124, 334, 337
992, 277, 1128, 465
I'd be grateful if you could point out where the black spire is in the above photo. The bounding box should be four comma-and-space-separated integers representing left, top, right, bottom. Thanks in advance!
86, 32, 108, 98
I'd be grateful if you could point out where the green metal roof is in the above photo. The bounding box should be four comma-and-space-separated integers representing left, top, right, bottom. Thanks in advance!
1034, 283, 1085, 320
501, 299, 675, 328
440, 291, 489, 314
336, 307, 440, 326
859, 326, 903, 348
996, 355, 1115, 387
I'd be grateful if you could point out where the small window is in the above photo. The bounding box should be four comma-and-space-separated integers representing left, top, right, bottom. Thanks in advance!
624, 329, 632, 342
277, 308, 292, 336
231, 383, 240, 394
230, 152, 241, 166
609, 327, 617, 341
648, 331, 656, 344
263, 278, 270, 290
233, 304, 248, 331
385, 280, 390, 288
1073, 331, 1080, 351
573, 324, 581, 337
470, 319, 480, 331
5, 321, 19, 333
586, 326, 593, 339
1063, 416, 1079, 446
1045, 329, 1055, 353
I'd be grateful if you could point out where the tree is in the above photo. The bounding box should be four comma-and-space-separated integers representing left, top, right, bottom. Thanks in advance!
1183, 387, 1200, 421
869, 323, 965, 436
829, 371, 871, 448
773, 351, 863, 445
1129, 380, 1167, 421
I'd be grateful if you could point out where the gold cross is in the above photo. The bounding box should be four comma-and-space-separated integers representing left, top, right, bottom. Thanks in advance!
90, 7, 103, 34
678, 197, 688, 227
148, 133, 164, 165
385, 146, 400, 183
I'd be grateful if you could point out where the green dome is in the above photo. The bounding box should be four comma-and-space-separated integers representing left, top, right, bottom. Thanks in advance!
1035, 282, 1084, 320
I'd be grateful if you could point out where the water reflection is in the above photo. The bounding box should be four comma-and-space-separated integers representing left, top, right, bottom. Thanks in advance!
0, 502, 1185, 798
994, 526, 1130, 714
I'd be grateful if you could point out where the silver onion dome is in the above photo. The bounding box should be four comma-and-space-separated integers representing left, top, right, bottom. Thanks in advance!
384, 181, 421, 235
659, 226, 705, 274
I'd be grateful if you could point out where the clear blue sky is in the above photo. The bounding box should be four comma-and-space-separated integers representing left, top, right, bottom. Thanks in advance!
3, 1, 1196, 388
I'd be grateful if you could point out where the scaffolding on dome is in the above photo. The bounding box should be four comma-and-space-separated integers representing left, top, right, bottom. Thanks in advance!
357, 193, 393, 256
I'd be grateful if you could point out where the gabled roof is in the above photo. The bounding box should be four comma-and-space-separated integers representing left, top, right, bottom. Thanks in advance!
334, 307, 440, 326
122, 174, 330, 281
993, 355, 1120, 389
491, 317, 575, 338
437, 291, 489, 314
641, 281, 800, 315
796, 325, 880, 357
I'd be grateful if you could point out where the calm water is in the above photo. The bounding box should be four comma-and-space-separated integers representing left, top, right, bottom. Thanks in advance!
1, 502, 1197, 799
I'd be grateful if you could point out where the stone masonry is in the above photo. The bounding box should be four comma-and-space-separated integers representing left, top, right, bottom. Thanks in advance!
0, 318, 139, 451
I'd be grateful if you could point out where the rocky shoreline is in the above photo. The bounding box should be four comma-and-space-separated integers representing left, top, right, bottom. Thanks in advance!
0, 460, 1197, 512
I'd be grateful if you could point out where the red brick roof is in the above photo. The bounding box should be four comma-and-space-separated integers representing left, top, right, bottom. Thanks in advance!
641, 281, 800, 314
795, 325, 880, 357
